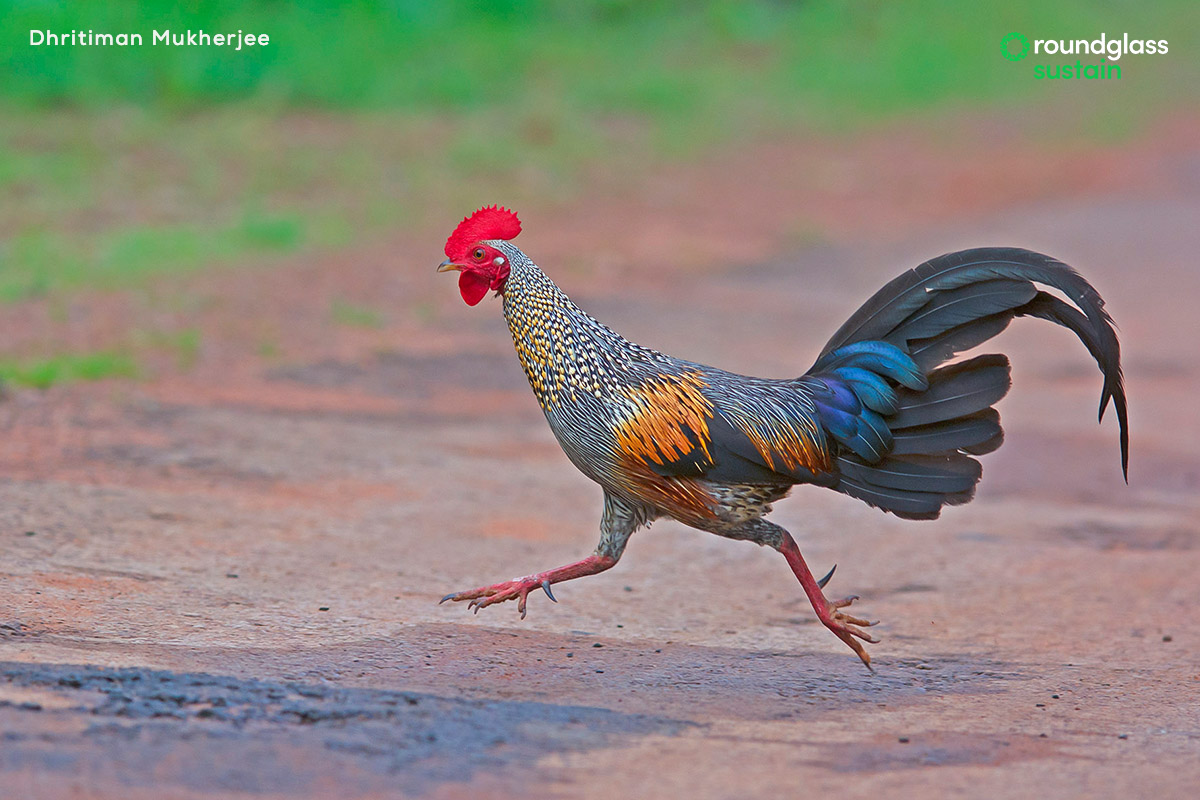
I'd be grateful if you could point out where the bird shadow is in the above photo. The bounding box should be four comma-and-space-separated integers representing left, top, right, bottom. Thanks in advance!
0, 658, 691, 796
0, 623, 1032, 794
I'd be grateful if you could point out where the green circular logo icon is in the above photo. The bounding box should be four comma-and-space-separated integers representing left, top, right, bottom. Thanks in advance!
1001, 32, 1030, 61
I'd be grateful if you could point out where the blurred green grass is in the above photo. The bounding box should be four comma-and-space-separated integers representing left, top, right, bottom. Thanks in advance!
7, 1, 1194, 118
1, 0, 1197, 306
0, 350, 138, 388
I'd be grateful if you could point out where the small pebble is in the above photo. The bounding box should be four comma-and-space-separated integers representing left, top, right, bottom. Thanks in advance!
1163, 635, 1173, 642
318, 607, 329, 612
593, 643, 603, 648
566, 652, 573, 658
226, 573, 238, 579
24, 531, 36, 537
1051, 694, 1059, 699
897, 737, 909, 744
1118, 734, 1129, 740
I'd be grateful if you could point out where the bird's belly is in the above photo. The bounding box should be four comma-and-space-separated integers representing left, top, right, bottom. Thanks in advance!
705, 483, 792, 524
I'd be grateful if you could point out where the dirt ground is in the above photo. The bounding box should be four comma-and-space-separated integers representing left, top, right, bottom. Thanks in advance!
2, 119, 1199, 799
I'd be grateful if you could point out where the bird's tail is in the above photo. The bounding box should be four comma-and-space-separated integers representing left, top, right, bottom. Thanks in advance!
803, 247, 1127, 520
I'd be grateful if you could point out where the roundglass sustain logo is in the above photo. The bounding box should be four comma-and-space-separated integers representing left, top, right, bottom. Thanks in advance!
1001, 32, 1030, 61
1000, 31, 1168, 81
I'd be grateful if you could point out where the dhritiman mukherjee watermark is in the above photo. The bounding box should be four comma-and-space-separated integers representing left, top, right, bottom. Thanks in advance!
30, 29, 269, 50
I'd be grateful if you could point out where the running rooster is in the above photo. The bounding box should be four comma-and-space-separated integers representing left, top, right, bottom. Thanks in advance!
436, 205, 1128, 668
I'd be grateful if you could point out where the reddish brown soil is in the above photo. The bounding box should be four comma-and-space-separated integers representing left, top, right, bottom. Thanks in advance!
2, 117, 1199, 799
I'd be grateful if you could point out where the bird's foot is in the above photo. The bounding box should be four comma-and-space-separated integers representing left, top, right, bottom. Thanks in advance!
439, 554, 616, 620
778, 534, 879, 671
439, 575, 556, 620
817, 594, 879, 671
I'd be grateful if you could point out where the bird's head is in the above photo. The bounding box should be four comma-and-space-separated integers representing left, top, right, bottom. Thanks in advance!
438, 205, 522, 306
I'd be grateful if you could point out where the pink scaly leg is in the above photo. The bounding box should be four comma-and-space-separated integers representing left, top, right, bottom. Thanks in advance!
778, 531, 879, 670
439, 554, 617, 619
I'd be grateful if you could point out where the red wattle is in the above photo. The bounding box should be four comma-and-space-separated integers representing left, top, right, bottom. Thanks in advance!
459, 270, 491, 306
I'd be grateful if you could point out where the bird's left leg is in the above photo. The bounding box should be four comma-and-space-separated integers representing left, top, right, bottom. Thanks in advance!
439, 492, 646, 619
440, 555, 618, 619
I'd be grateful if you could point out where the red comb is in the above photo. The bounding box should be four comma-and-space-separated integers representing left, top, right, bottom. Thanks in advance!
445, 205, 522, 259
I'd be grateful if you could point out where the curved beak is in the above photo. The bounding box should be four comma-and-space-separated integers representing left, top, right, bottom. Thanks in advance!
437, 259, 461, 273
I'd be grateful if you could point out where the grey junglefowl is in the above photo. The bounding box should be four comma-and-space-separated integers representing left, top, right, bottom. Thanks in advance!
437, 205, 1128, 669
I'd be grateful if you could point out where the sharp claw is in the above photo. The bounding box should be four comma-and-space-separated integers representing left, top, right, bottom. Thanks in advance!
817, 563, 837, 590
541, 580, 557, 602
439, 593, 457, 604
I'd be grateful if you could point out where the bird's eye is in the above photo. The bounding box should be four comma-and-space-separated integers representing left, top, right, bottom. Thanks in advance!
473, 248, 486, 260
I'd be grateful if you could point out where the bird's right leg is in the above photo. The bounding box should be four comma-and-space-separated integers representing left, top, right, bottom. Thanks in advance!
439, 492, 646, 619
777, 528, 878, 670
720, 519, 878, 669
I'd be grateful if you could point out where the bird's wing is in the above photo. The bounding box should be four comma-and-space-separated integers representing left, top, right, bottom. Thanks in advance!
610, 370, 835, 486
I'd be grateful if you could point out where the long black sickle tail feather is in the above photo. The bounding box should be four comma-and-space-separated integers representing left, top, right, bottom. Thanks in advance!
807, 247, 1128, 519
1012, 290, 1128, 476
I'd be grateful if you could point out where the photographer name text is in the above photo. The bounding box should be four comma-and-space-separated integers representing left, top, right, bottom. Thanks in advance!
30, 29, 269, 50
